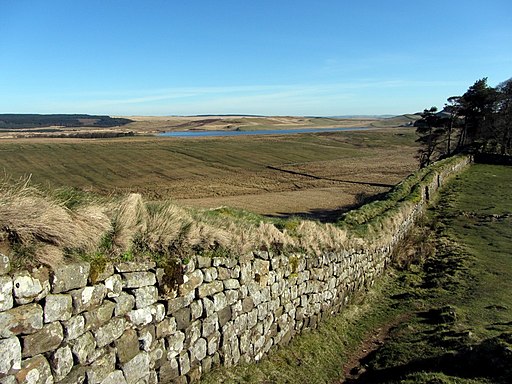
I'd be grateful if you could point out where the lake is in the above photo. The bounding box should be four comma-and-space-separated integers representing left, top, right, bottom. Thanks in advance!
158, 126, 372, 137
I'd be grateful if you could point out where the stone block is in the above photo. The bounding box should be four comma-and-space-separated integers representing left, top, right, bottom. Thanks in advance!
202, 297, 215, 317
231, 300, 242, 317
58, 365, 87, 384
122, 272, 156, 288
94, 317, 126, 348
152, 303, 166, 322
202, 267, 217, 283
30, 268, 51, 303
86, 348, 116, 384
15, 354, 52, 384
218, 306, 232, 328
166, 331, 185, 359
114, 261, 155, 273
138, 325, 155, 352
104, 274, 122, 298
159, 357, 179, 382
0, 337, 21, 375
0, 275, 13, 311
0, 303, 43, 337
240, 264, 252, 285
231, 265, 241, 279
22, 321, 63, 357
212, 292, 227, 312
178, 352, 190, 376
126, 307, 152, 327
44, 293, 73, 322
13, 271, 43, 305
171, 376, 188, 384
156, 317, 176, 339
122, 352, 150, 384
0, 375, 16, 384
50, 345, 74, 382
0, 253, 10, 275
167, 292, 194, 314
190, 300, 203, 321
247, 281, 265, 306
207, 332, 220, 356
202, 313, 218, 337
150, 338, 166, 369
133, 286, 158, 309
184, 320, 201, 348
253, 259, 270, 286
197, 281, 223, 298
71, 331, 96, 364
84, 300, 115, 330
114, 329, 139, 364
174, 307, 191, 330
225, 290, 238, 305
62, 314, 85, 341
217, 267, 230, 281
52, 262, 90, 293
100, 370, 127, 384
196, 256, 211, 269
241, 296, 254, 313
201, 355, 213, 374
70, 285, 106, 314
212, 257, 236, 268
178, 269, 203, 296
114, 292, 135, 316
189, 337, 207, 363
224, 279, 240, 290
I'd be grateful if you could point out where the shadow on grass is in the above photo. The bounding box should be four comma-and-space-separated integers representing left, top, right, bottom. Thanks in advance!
266, 191, 389, 223
345, 331, 512, 384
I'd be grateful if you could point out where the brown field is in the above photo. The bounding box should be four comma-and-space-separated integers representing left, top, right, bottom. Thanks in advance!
0, 125, 419, 220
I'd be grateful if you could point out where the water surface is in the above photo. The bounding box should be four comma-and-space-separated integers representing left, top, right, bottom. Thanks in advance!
158, 126, 372, 137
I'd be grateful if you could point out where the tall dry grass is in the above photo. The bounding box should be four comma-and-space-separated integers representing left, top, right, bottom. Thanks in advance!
0, 176, 111, 266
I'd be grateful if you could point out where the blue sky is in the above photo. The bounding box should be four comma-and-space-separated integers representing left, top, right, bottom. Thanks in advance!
1, 0, 511, 116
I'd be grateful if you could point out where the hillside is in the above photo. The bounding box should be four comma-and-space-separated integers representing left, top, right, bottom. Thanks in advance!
0, 114, 132, 129
369, 114, 421, 128
121, 115, 394, 134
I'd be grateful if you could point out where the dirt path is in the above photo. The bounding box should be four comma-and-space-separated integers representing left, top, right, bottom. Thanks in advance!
336, 314, 411, 383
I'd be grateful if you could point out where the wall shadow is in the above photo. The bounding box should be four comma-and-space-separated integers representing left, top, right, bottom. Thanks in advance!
265, 191, 389, 223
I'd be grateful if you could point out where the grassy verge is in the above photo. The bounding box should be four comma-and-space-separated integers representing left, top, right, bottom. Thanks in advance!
346, 163, 512, 383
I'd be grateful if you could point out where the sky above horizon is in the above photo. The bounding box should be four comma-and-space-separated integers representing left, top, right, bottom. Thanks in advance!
1, 1, 511, 116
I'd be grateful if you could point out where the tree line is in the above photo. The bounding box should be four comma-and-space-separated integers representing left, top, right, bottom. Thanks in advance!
415, 77, 512, 167
0, 114, 133, 129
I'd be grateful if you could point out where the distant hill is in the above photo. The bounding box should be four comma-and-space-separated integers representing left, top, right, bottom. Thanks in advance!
0, 114, 133, 129
369, 114, 422, 127
327, 114, 395, 119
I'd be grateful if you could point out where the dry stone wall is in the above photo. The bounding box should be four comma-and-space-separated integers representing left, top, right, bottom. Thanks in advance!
0, 156, 471, 384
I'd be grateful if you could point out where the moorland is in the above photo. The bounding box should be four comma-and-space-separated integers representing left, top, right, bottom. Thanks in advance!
0, 114, 419, 220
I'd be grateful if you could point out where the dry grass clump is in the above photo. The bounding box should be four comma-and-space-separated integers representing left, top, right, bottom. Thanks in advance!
294, 221, 348, 255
